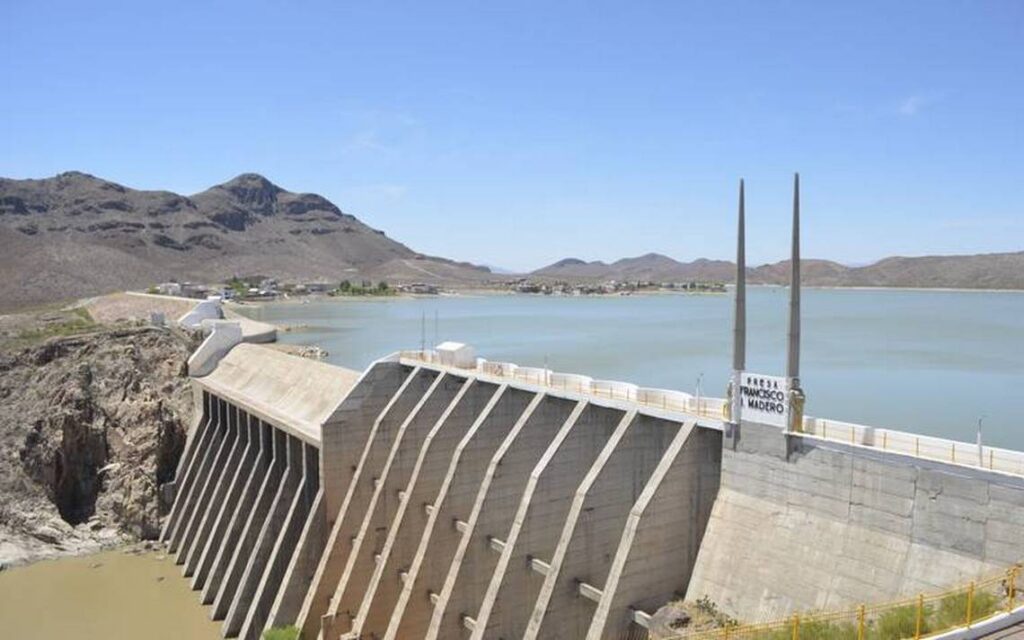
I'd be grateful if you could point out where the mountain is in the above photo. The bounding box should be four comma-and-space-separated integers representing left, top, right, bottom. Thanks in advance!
533, 253, 734, 282
534, 252, 1024, 290
0, 172, 491, 310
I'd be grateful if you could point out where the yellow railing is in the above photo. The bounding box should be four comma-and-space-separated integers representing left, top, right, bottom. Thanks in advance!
667, 564, 1022, 640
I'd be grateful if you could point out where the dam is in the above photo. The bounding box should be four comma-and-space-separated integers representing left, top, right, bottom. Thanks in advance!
160, 179, 1024, 639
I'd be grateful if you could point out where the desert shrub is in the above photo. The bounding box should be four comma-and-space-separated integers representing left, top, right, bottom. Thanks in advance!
871, 603, 930, 639
932, 589, 1001, 630
262, 626, 300, 640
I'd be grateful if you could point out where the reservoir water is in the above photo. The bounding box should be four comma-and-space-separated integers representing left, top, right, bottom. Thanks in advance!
244, 287, 1023, 450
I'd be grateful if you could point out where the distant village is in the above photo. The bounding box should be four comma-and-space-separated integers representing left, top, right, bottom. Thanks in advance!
147, 277, 725, 301
499, 278, 727, 296
148, 278, 439, 301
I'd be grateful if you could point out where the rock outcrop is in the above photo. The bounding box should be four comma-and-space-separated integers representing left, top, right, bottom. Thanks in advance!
0, 326, 197, 567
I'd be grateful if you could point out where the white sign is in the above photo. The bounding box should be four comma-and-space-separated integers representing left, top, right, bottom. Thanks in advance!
739, 372, 790, 427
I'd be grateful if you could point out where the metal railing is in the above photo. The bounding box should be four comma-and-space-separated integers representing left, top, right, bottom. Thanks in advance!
666, 564, 1022, 640
398, 350, 727, 420
801, 418, 1024, 476
398, 350, 1024, 477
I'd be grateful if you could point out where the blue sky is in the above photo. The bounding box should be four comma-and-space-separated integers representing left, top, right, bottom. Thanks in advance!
2, 1, 1022, 271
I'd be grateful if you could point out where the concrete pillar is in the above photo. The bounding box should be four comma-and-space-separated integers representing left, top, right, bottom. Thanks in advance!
172, 396, 229, 557
428, 397, 581, 640
202, 417, 272, 605
166, 392, 218, 551
587, 423, 721, 640
192, 409, 259, 591
386, 390, 542, 640
527, 411, 691, 640
212, 423, 284, 621
238, 436, 312, 640
357, 382, 520, 638
267, 444, 325, 628
161, 389, 213, 543
326, 374, 466, 636
178, 398, 238, 568
472, 403, 627, 640
184, 403, 247, 577
297, 368, 440, 640
223, 429, 301, 637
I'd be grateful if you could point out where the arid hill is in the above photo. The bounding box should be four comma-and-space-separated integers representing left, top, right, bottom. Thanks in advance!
533, 251, 1024, 289
0, 172, 490, 311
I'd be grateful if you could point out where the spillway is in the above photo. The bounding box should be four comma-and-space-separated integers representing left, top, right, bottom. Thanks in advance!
161, 340, 1024, 640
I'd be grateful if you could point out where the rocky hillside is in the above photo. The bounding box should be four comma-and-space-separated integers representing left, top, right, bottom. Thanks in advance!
0, 172, 490, 311
0, 323, 196, 567
533, 251, 1024, 289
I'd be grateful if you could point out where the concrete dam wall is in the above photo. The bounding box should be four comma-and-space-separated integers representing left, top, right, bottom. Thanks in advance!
160, 344, 1023, 639
687, 421, 1024, 620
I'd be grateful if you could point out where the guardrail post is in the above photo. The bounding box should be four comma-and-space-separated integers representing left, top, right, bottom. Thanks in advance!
967, 581, 975, 626
791, 614, 799, 640
882, 432, 887, 450
916, 437, 920, 457
915, 593, 924, 639
857, 604, 865, 640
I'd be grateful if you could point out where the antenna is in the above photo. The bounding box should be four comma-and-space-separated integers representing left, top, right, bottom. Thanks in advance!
787, 172, 801, 382
730, 179, 747, 426
733, 178, 746, 373
786, 172, 805, 432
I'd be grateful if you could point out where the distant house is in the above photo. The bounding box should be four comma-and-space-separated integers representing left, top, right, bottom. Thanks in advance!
403, 283, 439, 295
181, 282, 210, 298
157, 282, 182, 296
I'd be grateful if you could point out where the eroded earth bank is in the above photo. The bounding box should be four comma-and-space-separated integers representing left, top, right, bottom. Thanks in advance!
0, 308, 196, 568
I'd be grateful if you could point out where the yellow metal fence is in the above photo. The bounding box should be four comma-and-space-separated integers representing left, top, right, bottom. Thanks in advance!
667, 565, 1022, 640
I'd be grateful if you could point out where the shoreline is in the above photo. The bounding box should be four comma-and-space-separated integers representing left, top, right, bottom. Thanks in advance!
230, 282, 1024, 313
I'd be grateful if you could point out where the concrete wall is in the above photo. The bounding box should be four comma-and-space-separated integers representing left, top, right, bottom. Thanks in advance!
325, 372, 466, 634
590, 422, 721, 639
354, 381, 518, 637
386, 388, 543, 640
472, 403, 629, 639
686, 420, 1024, 621
525, 413, 688, 640
428, 395, 581, 640
299, 364, 428, 639
162, 348, 1024, 640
